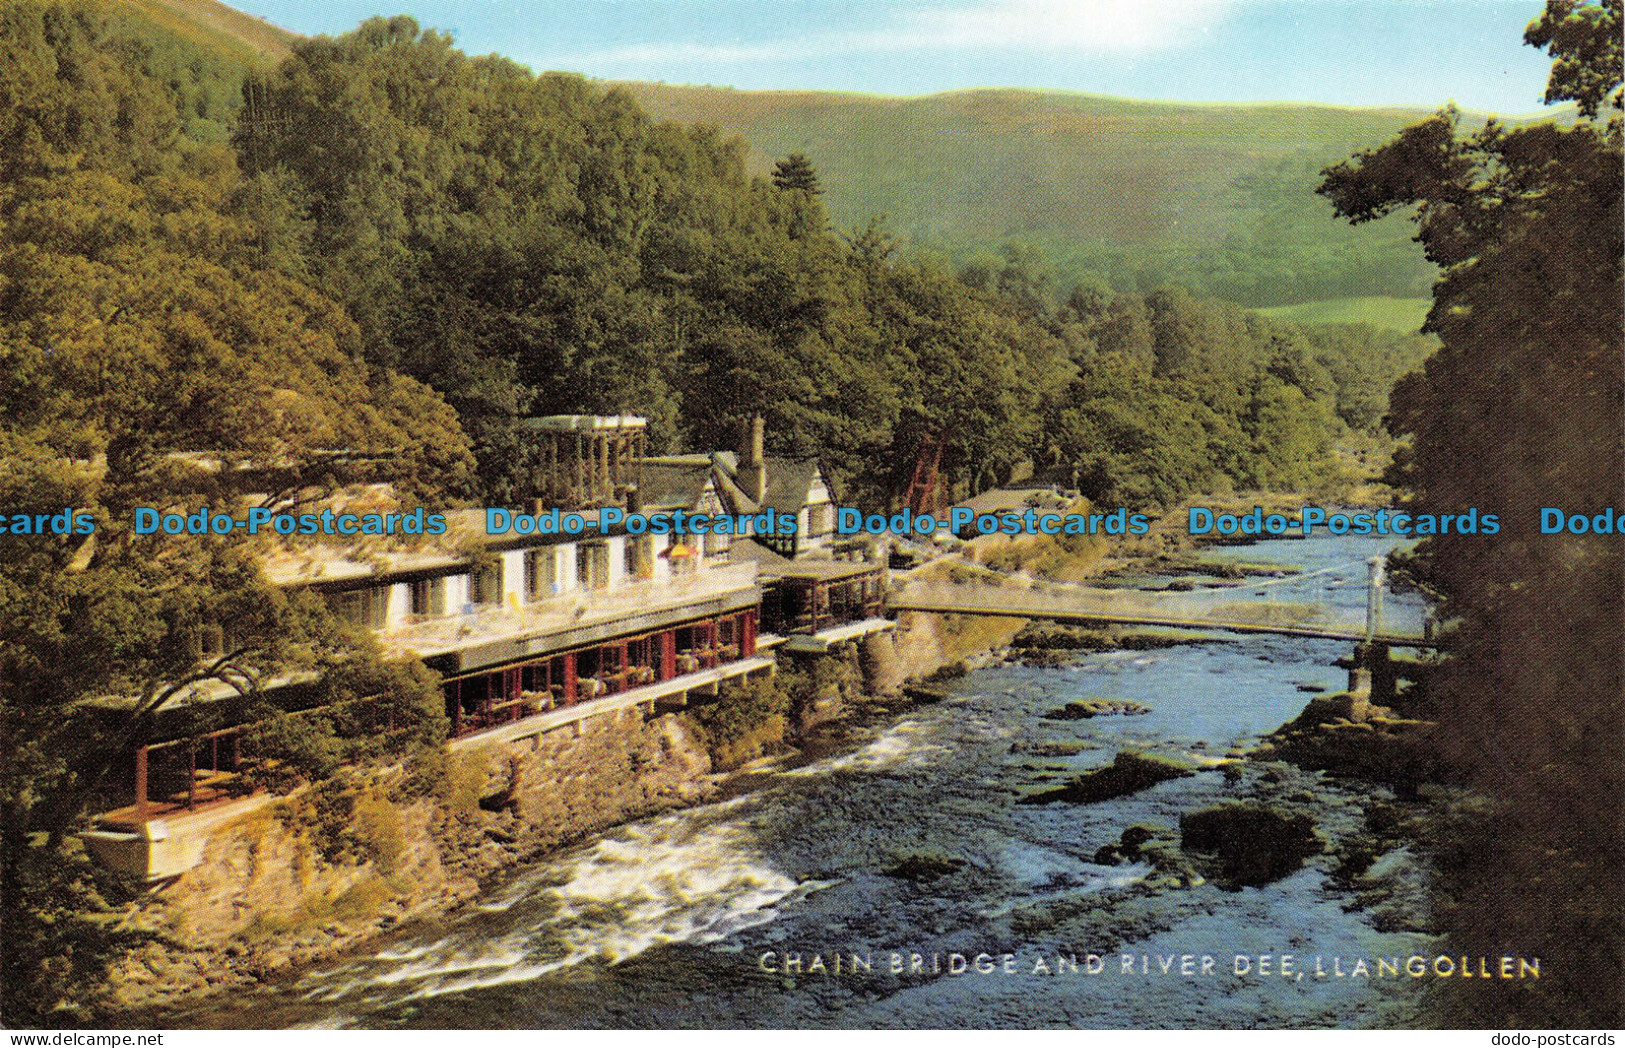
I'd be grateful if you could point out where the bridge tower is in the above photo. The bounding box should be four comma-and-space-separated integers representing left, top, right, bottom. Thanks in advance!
1365, 554, 1386, 641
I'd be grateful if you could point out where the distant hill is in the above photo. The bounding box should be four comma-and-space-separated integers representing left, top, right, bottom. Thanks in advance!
67, 4, 1516, 308
111, 0, 296, 62
613, 83, 1469, 306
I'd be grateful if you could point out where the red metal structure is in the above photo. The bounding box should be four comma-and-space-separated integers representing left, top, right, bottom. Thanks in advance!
904, 436, 945, 517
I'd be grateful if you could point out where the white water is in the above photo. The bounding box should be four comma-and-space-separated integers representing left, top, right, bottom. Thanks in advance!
297, 805, 823, 1009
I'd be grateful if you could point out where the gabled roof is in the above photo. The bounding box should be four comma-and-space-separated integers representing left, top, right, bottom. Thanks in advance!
709, 461, 759, 515
638, 449, 826, 517
758, 456, 826, 515
638, 460, 715, 511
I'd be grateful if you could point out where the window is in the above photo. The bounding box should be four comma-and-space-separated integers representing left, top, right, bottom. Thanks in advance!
577, 542, 610, 590
410, 577, 446, 619
524, 548, 556, 599
702, 527, 730, 559
468, 563, 502, 606
330, 587, 388, 630
808, 502, 836, 537
628, 536, 654, 580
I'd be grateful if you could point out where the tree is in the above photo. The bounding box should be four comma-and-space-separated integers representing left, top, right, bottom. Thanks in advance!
771, 152, 821, 194
0, 6, 472, 1021
1319, 0, 1622, 1026
1040, 286, 1354, 508
1525, 0, 1622, 119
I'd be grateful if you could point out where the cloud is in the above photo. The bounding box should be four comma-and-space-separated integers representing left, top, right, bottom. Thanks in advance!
571, 0, 1236, 68
893, 0, 1234, 53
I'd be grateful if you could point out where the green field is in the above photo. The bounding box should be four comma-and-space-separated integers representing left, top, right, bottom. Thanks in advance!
1255, 296, 1433, 333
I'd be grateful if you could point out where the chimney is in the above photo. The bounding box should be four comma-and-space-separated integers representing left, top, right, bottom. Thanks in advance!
738, 415, 767, 504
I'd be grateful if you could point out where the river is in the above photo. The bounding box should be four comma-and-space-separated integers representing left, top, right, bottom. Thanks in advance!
179, 531, 1436, 1029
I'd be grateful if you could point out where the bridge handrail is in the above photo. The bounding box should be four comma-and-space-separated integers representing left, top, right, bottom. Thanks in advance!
886, 590, 1427, 644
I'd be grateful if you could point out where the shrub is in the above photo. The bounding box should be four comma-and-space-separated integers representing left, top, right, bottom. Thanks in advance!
693, 677, 793, 770
351, 790, 406, 873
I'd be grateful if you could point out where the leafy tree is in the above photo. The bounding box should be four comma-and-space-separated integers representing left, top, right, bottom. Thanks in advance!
241, 22, 863, 494
1320, 0, 1622, 1026
1300, 323, 1433, 434
0, 5, 471, 1022
1040, 287, 1352, 508
1049, 360, 1220, 507
1526, 0, 1622, 119
234, 17, 1402, 514
882, 258, 1073, 497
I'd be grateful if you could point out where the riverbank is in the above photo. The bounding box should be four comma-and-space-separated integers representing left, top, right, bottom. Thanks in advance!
103, 604, 1024, 1018
103, 708, 718, 1012
109, 501, 1429, 1024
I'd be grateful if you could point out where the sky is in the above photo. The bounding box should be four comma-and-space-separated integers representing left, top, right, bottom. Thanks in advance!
227, 0, 1560, 115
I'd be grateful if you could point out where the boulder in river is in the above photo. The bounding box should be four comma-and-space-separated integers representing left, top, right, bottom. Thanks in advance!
1020, 751, 1195, 805
1042, 698, 1151, 720
1179, 802, 1323, 887
1252, 691, 1440, 794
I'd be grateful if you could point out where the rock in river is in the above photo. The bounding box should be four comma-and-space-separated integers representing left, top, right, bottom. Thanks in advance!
884, 853, 966, 881
1020, 751, 1195, 805
1179, 802, 1323, 887
1042, 698, 1151, 720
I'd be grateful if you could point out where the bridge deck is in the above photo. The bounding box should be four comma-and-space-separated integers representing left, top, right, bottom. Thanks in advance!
887, 586, 1427, 646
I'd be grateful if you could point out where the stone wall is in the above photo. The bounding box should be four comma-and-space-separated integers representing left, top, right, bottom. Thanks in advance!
889, 610, 1027, 679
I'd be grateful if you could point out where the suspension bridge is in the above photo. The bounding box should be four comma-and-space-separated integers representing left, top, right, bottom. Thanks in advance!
886, 553, 1431, 647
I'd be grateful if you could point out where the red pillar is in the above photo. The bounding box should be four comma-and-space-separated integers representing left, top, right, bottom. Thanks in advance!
134, 747, 149, 819
742, 609, 757, 657
562, 651, 577, 705
660, 630, 676, 681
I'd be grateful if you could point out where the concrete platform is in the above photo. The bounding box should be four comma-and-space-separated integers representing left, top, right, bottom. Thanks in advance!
779, 617, 896, 654
82, 792, 284, 882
